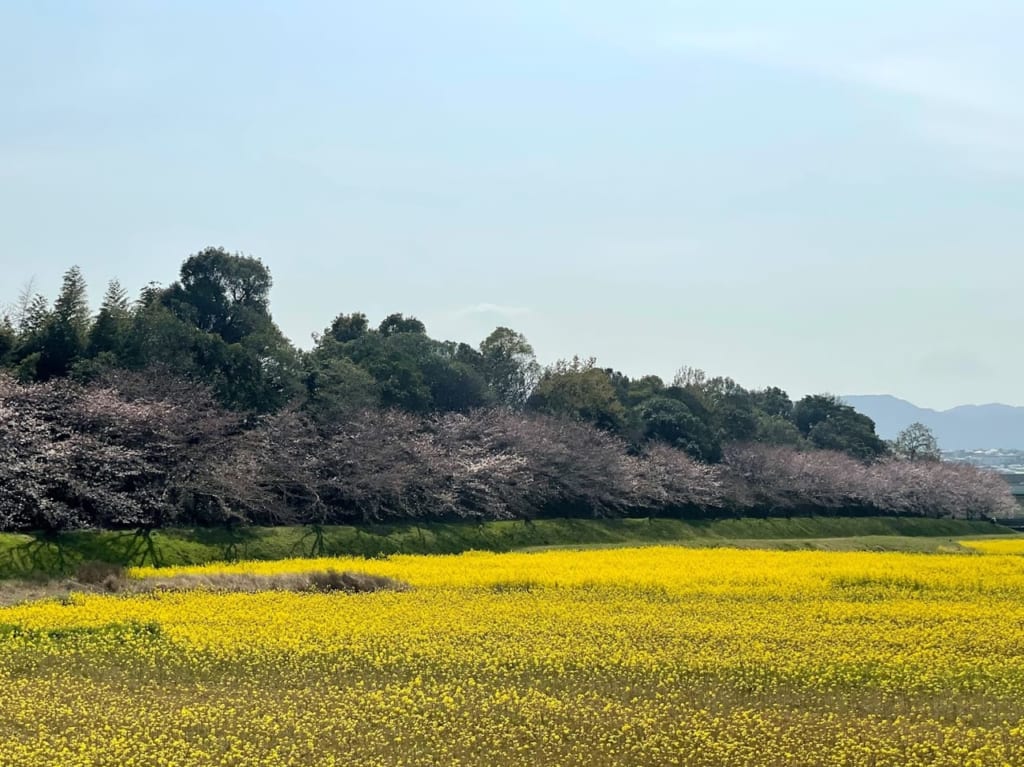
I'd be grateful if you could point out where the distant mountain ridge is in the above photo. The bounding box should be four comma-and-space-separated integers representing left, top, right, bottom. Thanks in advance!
842, 395, 1024, 450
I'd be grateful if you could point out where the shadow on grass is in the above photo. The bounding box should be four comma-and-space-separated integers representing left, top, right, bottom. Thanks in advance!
187, 526, 263, 563
0, 529, 167, 578
0, 535, 73, 579
0, 516, 1012, 580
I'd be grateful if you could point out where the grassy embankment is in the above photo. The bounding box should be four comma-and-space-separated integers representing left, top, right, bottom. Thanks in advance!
0, 516, 1014, 579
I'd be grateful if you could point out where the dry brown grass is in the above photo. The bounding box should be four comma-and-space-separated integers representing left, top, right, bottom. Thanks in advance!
133, 569, 408, 595
0, 565, 408, 606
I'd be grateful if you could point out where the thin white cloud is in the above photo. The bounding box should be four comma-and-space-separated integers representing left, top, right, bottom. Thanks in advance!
846, 55, 1017, 119
452, 303, 533, 318
666, 24, 1024, 173
669, 27, 1015, 114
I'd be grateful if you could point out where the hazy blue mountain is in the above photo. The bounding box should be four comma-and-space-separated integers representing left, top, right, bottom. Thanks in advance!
843, 395, 1024, 450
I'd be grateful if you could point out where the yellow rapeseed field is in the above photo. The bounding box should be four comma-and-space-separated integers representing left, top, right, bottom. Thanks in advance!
960, 538, 1024, 555
2, 544, 1024, 766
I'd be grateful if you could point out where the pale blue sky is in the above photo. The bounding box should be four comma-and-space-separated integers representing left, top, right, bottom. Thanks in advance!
2, 1, 1021, 409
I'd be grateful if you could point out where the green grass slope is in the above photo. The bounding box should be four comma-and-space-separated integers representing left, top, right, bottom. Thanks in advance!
0, 516, 1014, 579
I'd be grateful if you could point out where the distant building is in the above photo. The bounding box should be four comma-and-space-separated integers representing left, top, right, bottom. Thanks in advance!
944, 449, 1024, 474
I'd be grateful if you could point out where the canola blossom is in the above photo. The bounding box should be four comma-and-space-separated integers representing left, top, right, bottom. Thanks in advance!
2, 545, 1024, 766
960, 538, 1024, 555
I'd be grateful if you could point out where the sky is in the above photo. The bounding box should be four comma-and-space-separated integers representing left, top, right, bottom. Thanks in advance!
1, 1, 1021, 410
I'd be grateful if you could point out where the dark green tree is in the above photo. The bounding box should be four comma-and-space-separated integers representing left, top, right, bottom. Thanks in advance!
132, 249, 303, 412
326, 312, 370, 343
793, 394, 888, 460
714, 390, 759, 443
752, 386, 794, 419
123, 295, 205, 375
0, 317, 14, 365
637, 395, 722, 462
378, 313, 426, 337
754, 413, 806, 447
87, 280, 132, 358
479, 327, 540, 409
421, 355, 491, 413
35, 266, 91, 380
624, 375, 666, 407
341, 331, 433, 412
527, 357, 626, 432
163, 247, 272, 343
672, 371, 759, 444
314, 320, 492, 415
305, 357, 380, 425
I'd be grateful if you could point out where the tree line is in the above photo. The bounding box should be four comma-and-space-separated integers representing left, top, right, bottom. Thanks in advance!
0, 248, 1014, 532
